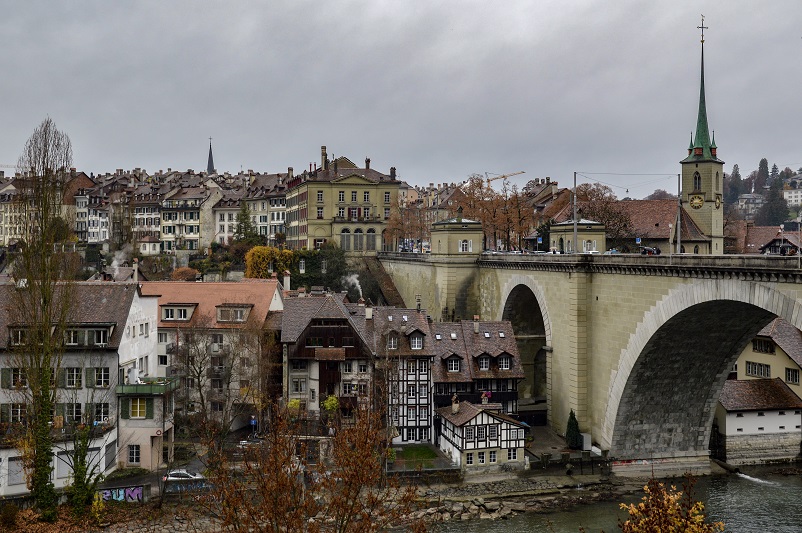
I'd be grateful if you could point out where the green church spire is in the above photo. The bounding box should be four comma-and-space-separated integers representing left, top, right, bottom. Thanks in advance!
681, 16, 722, 164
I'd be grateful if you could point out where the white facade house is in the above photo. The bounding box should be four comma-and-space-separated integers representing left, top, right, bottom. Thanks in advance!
0, 282, 168, 497
714, 378, 802, 465
437, 401, 526, 472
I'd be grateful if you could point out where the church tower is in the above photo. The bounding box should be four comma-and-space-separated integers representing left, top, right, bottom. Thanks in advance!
680, 17, 724, 255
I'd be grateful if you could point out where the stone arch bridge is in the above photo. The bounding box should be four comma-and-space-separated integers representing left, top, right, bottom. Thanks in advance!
379, 253, 802, 474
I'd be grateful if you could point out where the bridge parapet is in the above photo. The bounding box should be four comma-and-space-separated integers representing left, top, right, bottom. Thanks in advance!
478, 254, 802, 282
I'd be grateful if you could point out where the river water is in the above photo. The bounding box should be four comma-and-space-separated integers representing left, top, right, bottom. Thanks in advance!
434, 465, 802, 532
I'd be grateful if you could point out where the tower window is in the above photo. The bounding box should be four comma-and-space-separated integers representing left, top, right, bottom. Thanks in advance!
693, 172, 701, 191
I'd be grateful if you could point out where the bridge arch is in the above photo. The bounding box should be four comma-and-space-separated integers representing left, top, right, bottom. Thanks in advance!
602, 279, 802, 462
498, 276, 552, 402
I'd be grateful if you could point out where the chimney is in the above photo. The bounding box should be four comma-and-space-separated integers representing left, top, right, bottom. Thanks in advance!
451, 395, 460, 414
321, 146, 327, 168
133, 258, 139, 283
390, 167, 396, 179
473, 315, 480, 333
546, 177, 550, 184
365, 304, 373, 320
365, 158, 370, 170
283, 270, 290, 291
333, 158, 338, 173
288, 167, 293, 179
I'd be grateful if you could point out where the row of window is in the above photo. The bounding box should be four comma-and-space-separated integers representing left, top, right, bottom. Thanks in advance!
11, 328, 109, 347
0, 367, 110, 389
742, 361, 802, 384
0, 402, 109, 424
391, 406, 430, 420
330, 191, 392, 203
465, 448, 517, 465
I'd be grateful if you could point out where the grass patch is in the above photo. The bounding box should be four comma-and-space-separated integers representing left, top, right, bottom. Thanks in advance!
397, 445, 438, 460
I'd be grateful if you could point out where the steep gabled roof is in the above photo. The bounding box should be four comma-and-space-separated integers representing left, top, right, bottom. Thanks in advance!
756, 318, 802, 368
0, 281, 142, 350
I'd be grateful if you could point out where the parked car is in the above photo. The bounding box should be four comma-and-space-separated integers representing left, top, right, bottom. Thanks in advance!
163, 469, 205, 482
640, 246, 661, 256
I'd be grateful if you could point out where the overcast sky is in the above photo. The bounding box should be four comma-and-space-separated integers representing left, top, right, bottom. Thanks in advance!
2, 1, 801, 199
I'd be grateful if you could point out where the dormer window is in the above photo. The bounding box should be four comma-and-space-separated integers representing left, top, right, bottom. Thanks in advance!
388, 334, 398, 350
447, 358, 460, 372
499, 356, 511, 370
10, 329, 27, 346
499, 332, 505, 338
478, 356, 490, 371
410, 334, 423, 350
402, 315, 408, 322
435, 334, 442, 340
218, 305, 251, 323
450, 332, 457, 340
388, 316, 393, 322
89, 329, 108, 347
483, 332, 490, 338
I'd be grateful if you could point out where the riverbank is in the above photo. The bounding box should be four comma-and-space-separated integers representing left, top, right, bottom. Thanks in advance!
409, 472, 646, 524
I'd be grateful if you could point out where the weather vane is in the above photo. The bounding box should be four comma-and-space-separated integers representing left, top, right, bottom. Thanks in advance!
698, 15, 708, 44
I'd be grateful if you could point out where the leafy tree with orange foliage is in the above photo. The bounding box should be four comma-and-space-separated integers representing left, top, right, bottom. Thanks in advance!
617, 478, 724, 533
170, 266, 199, 281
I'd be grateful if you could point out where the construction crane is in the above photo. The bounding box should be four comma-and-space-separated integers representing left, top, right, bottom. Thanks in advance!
485, 170, 525, 188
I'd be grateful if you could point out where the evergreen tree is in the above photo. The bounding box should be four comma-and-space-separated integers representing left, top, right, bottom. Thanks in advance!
770, 163, 780, 185
755, 158, 770, 191
724, 164, 742, 205
566, 409, 583, 450
234, 201, 260, 244
755, 178, 789, 226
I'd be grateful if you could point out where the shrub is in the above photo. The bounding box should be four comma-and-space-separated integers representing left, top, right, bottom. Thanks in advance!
0, 503, 18, 528
566, 409, 583, 450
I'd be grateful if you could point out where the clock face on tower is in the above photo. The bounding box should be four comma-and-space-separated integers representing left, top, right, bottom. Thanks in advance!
689, 195, 704, 209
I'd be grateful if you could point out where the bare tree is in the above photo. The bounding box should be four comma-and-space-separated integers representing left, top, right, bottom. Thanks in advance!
199, 401, 425, 532
9, 118, 77, 520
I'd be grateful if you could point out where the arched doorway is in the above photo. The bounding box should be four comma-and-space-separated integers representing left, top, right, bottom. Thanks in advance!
340, 228, 351, 251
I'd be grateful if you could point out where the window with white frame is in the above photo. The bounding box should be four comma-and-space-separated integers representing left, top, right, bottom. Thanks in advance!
64, 403, 82, 424
499, 356, 511, 370
407, 360, 416, 374
418, 384, 427, 397
11, 368, 26, 387
343, 361, 353, 373
292, 379, 306, 393
358, 363, 367, 373
317, 190, 324, 202
95, 367, 110, 387
65, 329, 79, 345
163, 308, 175, 320
448, 358, 460, 372
478, 451, 485, 464
10, 403, 25, 423
178, 308, 187, 319
507, 448, 518, 461
465, 426, 474, 440
477, 426, 486, 439
786, 368, 800, 385
384, 191, 391, 203
489, 451, 497, 463
466, 453, 473, 465
65, 368, 81, 388
478, 356, 490, 371
94, 403, 110, 422
407, 385, 416, 398
488, 425, 498, 439
746, 361, 770, 378
158, 332, 167, 343
410, 334, 422, 350
388, 335, 398, 350
407, 406, 416, 420
419, 406, 428, 419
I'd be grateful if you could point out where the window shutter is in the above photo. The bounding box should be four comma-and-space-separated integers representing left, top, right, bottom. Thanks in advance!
120, 398, 129, 419
0, 369, 10, 389
0, 404, 8, 424
145, 398, 154, 419
55, 403, 65, 417
85, 368, 95, 388
57, 370, 66, 389
76, 371, 83, 389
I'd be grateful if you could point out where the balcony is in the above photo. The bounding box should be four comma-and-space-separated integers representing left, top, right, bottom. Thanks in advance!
116, 377, 180, 396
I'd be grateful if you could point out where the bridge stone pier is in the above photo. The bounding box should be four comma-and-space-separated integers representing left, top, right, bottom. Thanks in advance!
380, 252, 802, 475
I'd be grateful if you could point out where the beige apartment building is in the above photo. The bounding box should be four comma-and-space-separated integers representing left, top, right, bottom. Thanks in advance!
285, 147, 401, 254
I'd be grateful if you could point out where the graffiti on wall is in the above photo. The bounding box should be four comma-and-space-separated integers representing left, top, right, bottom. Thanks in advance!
98, 485, 145, 503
